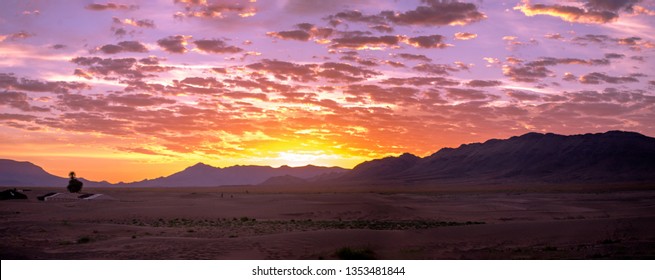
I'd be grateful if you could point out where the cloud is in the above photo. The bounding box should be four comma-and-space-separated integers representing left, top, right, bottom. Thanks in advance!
74, 69, 94, 80
285, 0, 373, 15
405, 35, 450, 48
604, 53, 625, 59
85, 2, 138, 11
324, 1, 486, 32
330, 35, 402, 50
525, 57, 610, 67
502, 35, 538, 50
386, 0, 486, 26
445, 88, 490, 100
105, 93, 177, 107
0, 113, 37, 122
0, 73, 88, 94
223, 91, 269, 101
325, 10, 386, 25
413, 63, 461, 76
544, 33, 563, 40
267, 30, 312, 41
318, 62, 380, 83
572, 34, 654, 50
112, 17, 155, 28
172, 77, 224, 94
194, 39, 243, 53
573, 34, 611, 44
71, 57, 169, 80
0, 91, 50, 112
173, 0, 257, 19
344, 84, 419, 105
267, 24, 334, 42
395, 53, 432, 62
578, 72, 640, 84
632, 5, 655, 15
513, 0, 629, 24
381, 76, 459, 86
224, 76, 293, 93
502, 56, 613, 83
466, 80, 502, 87
502, 64, 553, 83
157, 35, 190, 54
370, 25, 394, 33
0, 31, 34, 42
382, 60, 405, 68
247, 59, 317, 82
340, 53, 379, 67
563, 72, 577, 81
45, 112, 133, 136
454, 32, 477, 40
98, 41, 148, 54
506, 90, 542, 101
584, 0, 640, 12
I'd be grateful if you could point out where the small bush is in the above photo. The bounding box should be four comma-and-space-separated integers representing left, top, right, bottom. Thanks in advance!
336, 247, 375, 260
77, 236, 91, 244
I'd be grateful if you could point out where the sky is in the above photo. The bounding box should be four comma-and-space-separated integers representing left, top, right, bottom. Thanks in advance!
1, 0, 654, 183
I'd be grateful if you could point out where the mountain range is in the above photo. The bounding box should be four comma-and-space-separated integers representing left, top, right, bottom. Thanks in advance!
0, 159, 112, 188
0, 160, 346, 188
341, 130, 655, 184
2, 131, 654, 188
115, 163, 346, 187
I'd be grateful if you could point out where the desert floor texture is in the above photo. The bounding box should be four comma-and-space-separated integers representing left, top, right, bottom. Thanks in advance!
1, 185, 654, 259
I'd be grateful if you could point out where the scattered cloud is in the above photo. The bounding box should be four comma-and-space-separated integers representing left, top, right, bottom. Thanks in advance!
0, 31, 34, 42
112, 17, 156, 28
157, 35, 191, 54
98, 41, 148, 54
85, 2, 138, 11
1, 0, 654, 181
324, 0, 486, 28
503, 64, 553, 83
386, 0, 486, 26
514, 0, 640, 24
395, 53, 432, 62
466, 80, 502, 87
194, 39, 243, 53
330, 35, 402, 50
454, 32, 477, 40
413, 63, 461, 76
579, 72, 640, 84
173, 0, 257, 19
405, 35, 450, 48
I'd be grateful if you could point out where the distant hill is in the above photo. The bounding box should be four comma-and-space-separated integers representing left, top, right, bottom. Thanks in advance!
0, 160, 346, 188
341, 131, 655, 184
0, 159, 111, 187
117, 163, 347, 187
258, 175, 307, 186
3, 131, 654, 188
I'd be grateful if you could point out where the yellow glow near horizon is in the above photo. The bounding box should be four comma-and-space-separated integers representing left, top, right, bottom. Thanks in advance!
276, 150, 341, 167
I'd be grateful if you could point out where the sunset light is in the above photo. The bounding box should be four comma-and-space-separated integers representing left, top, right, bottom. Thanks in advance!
1, 0, 654, 183
2, 0, 655, 266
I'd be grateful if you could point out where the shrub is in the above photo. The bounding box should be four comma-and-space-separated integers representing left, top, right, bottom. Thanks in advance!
77, 236, 91, 244
336, 247, 375, 260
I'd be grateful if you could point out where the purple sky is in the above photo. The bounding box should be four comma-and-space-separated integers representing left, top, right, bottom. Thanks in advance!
1, 0, 654, 182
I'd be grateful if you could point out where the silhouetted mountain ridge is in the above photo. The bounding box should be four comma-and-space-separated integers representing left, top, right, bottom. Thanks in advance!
119, 163, 347, 187
2, 131, 654, 187
0, 159, 110, 187
343, 131, 655, 183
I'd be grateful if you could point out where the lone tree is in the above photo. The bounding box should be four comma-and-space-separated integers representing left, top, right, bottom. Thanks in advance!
67, 171, 83, 193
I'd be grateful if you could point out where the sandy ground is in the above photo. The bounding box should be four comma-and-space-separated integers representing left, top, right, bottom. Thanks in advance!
1, 186, 655, 259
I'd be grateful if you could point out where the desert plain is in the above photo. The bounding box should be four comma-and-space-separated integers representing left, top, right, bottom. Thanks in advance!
1, 184, 654, 259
